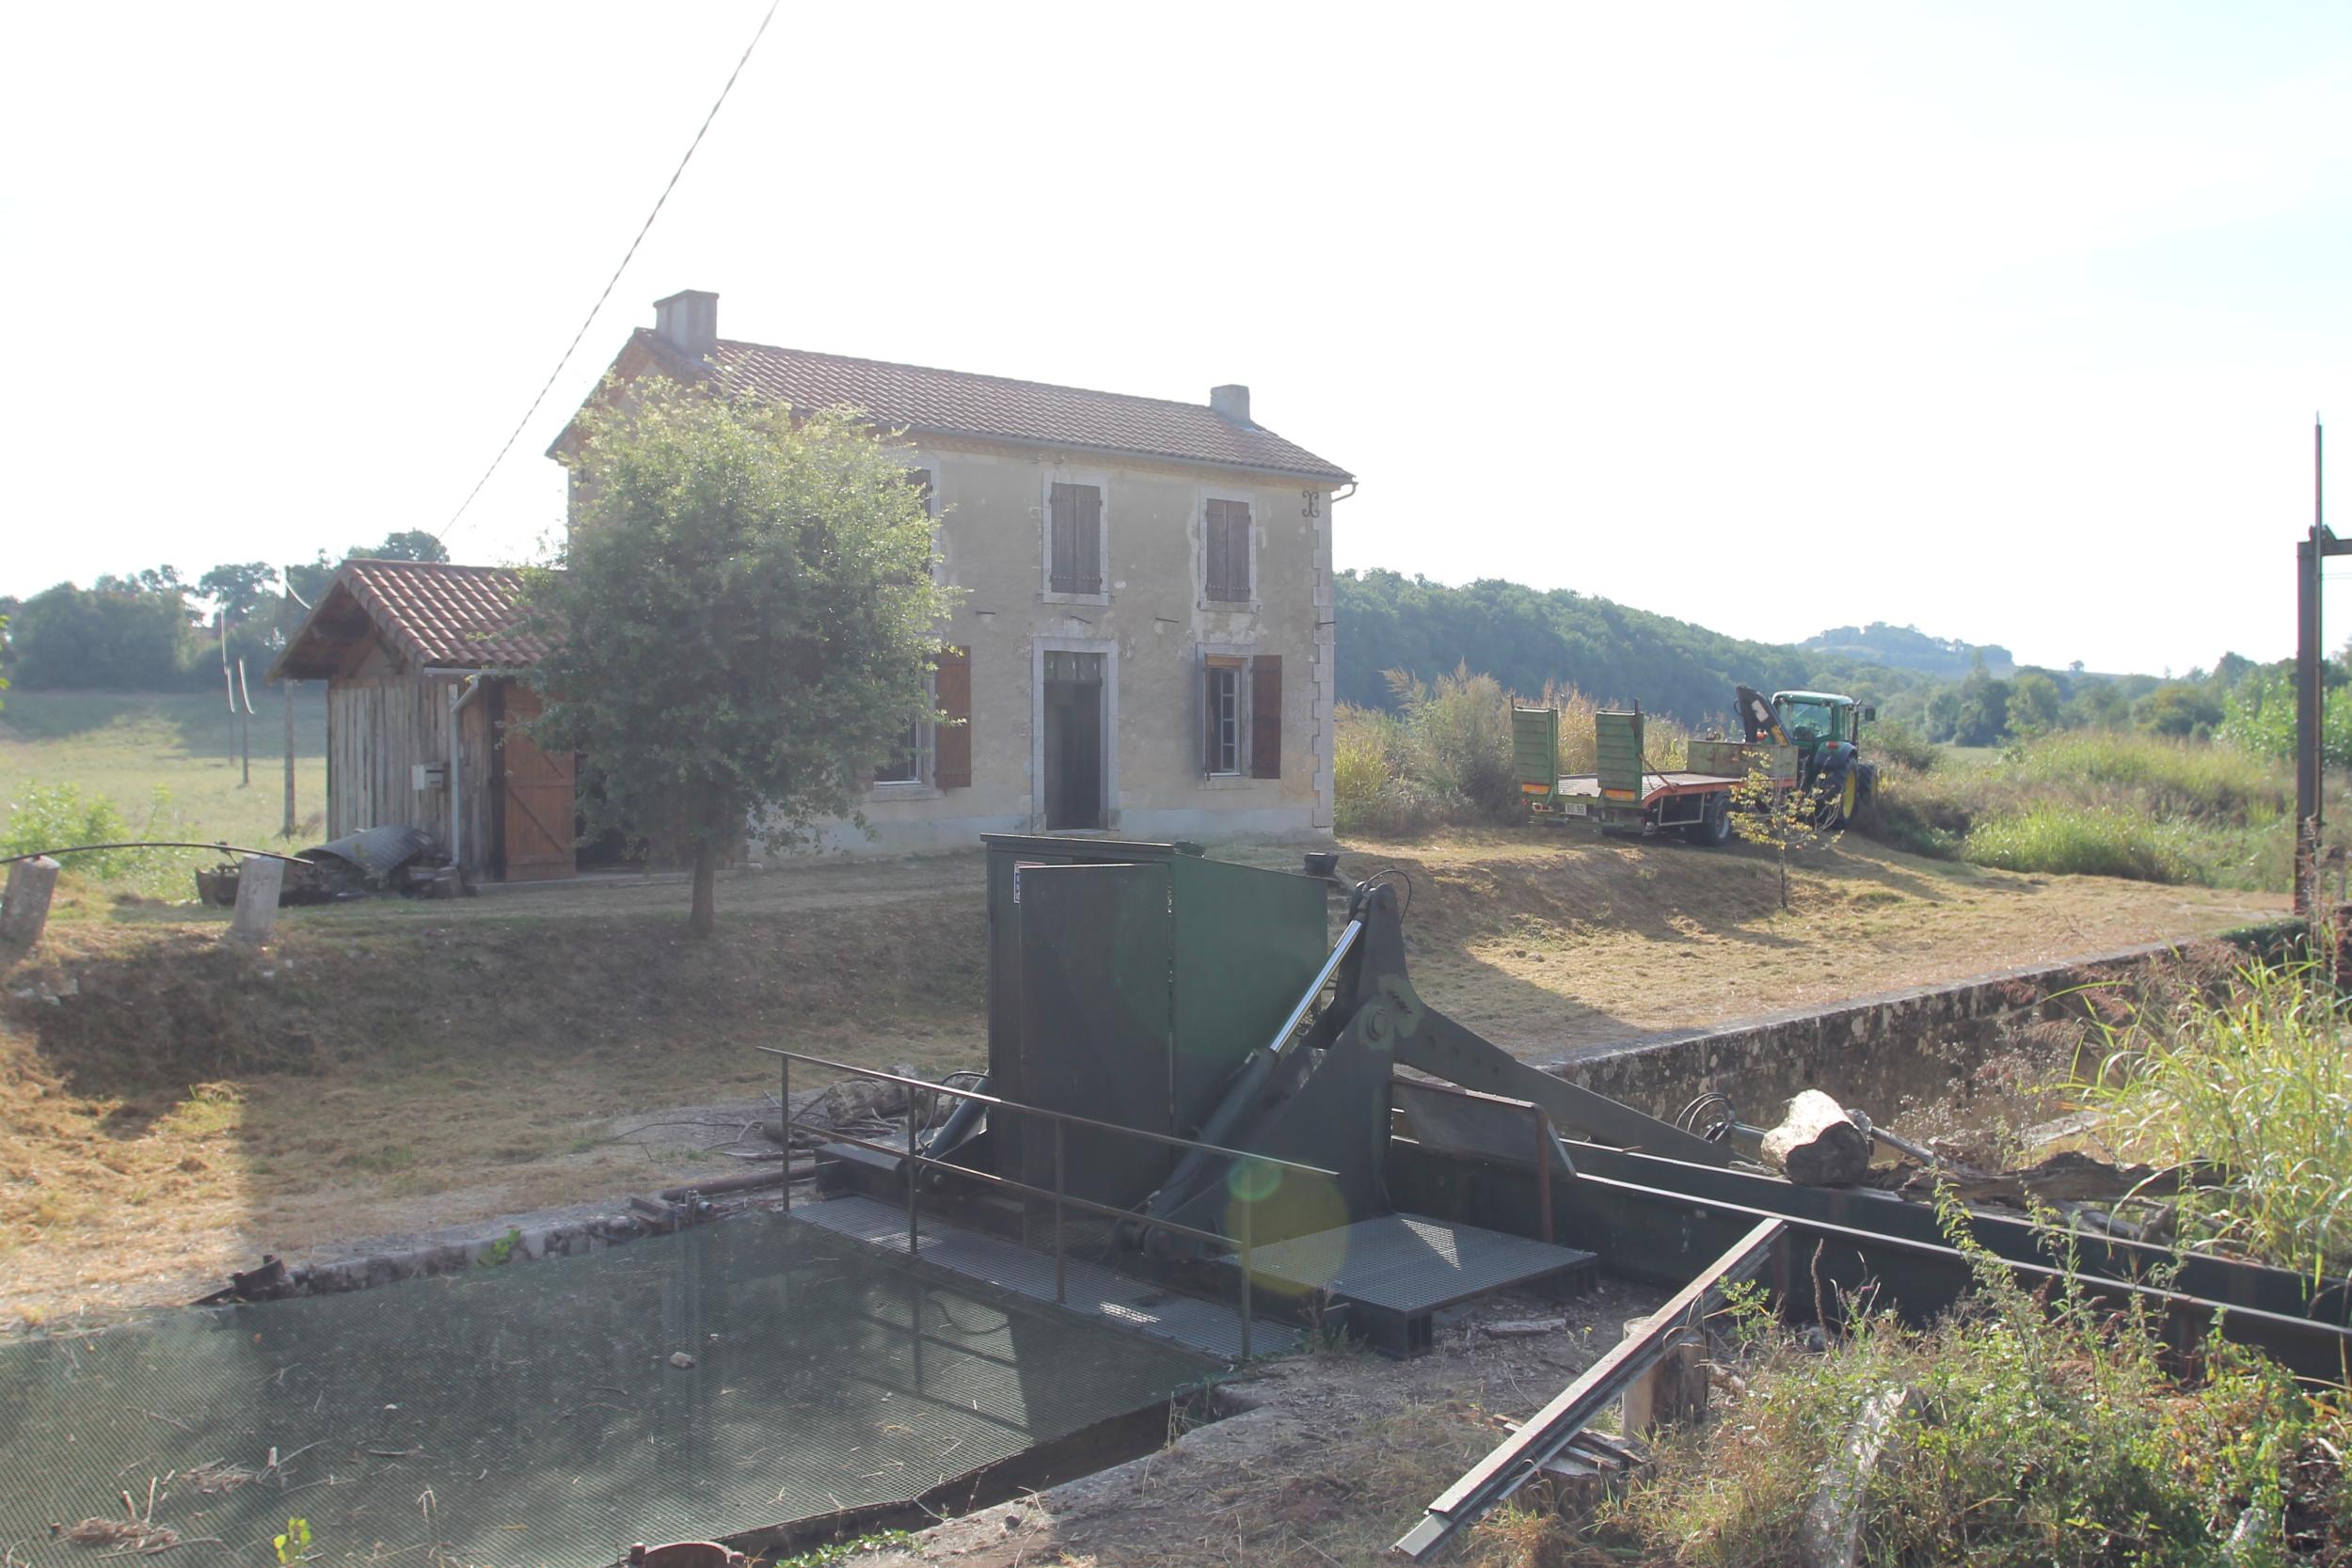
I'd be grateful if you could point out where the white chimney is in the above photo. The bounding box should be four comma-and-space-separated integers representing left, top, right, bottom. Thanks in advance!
1210, 384, 1252, 425
653, 290, 719, 360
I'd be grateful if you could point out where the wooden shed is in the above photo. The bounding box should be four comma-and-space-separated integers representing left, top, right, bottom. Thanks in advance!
269, 560, 578, 883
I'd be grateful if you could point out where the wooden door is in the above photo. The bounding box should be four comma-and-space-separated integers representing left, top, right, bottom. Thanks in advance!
495, 685, 576, 881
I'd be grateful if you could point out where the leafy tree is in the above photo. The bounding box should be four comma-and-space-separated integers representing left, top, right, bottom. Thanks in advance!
1922, 686, 1963, 742
6, 580, 197, 689
1730, 755, 1839, 910
2009, 671, 2063, 736
284, 531, 453, 605
2138, 681, 2224, 738
1952, 658, 2010, 747
198, 562, 281, 624
525, 377, 953, 935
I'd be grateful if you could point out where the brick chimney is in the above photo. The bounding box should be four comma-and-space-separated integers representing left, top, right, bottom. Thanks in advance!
1210, 384, 1252, 425
653, 290, 719, 360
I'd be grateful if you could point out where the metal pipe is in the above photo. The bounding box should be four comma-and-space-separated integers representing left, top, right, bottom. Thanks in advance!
446, 673, 490, 879
755, 1048, 1337, 1179
4, 840, 309, 865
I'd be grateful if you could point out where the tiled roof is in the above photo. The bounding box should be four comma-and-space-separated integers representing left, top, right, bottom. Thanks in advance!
271, 561, 552, 679
698, 334, 1354, 483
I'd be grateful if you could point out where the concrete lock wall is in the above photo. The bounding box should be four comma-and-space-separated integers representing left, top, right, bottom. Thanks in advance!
827, 436, 1337, 854
1542, 920, 2307, 1129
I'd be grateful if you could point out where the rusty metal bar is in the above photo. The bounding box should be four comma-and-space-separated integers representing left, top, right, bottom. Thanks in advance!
1395, 1216, 1787, 1560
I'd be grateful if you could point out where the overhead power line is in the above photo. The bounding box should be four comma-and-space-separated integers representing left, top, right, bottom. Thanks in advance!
437, 0, 782, 545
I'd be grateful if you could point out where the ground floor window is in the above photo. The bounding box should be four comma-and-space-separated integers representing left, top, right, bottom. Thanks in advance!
1205, 658, 1242, 774
875, 715, 930, 784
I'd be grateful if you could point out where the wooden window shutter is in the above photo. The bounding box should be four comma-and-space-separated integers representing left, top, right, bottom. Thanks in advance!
1049, 483, 1076, 593
1206, 499, 1249, 601
1075, 484, 1102, 593
1250, 655, 1282, 779
934, 645, 972, 788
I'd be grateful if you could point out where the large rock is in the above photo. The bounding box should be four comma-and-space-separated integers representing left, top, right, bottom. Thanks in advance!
1761, 1090, 1872, 1186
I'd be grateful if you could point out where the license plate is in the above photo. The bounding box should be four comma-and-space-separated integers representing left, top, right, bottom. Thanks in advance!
1559, 801, 1588, 817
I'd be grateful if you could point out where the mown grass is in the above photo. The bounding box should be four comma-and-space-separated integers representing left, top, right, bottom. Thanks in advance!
1551, 1197, 2352, 1567
1867, 727, 2324, 890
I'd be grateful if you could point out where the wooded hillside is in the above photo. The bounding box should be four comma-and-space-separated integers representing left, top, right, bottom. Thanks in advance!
1334, 569, 1939, 724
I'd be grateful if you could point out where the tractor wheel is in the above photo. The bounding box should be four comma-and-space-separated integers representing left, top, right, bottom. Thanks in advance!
1684, 795, 1733, 847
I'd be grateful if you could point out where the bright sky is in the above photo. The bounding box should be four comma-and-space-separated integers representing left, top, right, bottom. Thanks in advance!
6, 2, 2349, 675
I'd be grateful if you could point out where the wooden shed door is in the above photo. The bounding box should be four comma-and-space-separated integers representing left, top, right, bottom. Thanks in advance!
496, 686, 577, 881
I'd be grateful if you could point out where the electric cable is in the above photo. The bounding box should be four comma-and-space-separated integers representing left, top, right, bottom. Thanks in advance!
436, 0, 782, 545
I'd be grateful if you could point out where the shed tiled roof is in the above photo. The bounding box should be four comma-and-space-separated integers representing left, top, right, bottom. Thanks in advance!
697, 334, 1354, 483
270, 560, 552, 680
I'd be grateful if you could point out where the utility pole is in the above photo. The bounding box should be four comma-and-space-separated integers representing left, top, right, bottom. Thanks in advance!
281, 579, 297, 837
2296, 420, 2349, 915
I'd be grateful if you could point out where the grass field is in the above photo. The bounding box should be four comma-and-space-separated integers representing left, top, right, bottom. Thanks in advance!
0, 689, 328, 879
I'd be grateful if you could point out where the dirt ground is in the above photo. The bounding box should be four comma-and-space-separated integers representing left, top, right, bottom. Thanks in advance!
0, 830, 2282, 1326
861, 1277, 1674, 1568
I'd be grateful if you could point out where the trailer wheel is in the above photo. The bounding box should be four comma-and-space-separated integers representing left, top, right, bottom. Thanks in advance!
1684, 795, 1733, 847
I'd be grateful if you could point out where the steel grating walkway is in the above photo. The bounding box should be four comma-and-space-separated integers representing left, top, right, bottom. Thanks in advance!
0, 1211, 1211, 1566
793, 1196, 1301, 1361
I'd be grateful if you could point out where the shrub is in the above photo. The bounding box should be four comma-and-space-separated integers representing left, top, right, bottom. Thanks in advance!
1333, 705, 1447, 835
2, 784, 176, 886
1386, 665, 1523, 825
1869, 718, 1937, 772
2078, 959, 2352, 1281
1584, 1194, 2348, 1566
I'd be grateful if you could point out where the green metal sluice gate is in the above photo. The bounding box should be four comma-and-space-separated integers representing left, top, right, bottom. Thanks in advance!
0, 1212, 1213, 1565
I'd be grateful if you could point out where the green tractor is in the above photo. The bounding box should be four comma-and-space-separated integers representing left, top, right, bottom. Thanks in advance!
1735, 686, 1878, 827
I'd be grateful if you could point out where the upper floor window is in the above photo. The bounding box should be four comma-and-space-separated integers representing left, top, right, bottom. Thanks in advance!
1048, 481, 1104, 596
1204, 658, 1243, 774
1204, 499, 1251, 603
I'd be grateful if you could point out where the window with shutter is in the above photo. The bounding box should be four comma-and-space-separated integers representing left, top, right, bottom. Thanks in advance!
1049, 482, 1104, 595
1203, 658, 1242, 774
1205, 499, 1251, 602
934, 645, 972, 788
1250, 655, 1282, 779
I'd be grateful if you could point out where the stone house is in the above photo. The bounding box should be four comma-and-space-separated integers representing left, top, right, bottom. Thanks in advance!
552, 291, 1355, 851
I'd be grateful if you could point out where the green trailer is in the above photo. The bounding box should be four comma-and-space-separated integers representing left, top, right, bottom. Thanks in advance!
1512, 705, 1797, 845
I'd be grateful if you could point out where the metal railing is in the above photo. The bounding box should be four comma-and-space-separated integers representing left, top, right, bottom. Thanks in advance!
758, 1047, 1340, 1361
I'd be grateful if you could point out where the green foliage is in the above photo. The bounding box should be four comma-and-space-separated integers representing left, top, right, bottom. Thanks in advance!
2223, 666, 2352, 768
1, 783, 177, 886
477, 1226, 522, 1266
1951, 657, 2010, 746
2008, 669, 2062, 736
1963, 802, 2192, 881
1333, 569, 1923, 727
7, 579, 198, 689
1333, 667, 1520, 833
2140, 678, 2226, 738
273, 1516, 312, 1565
1867, 728, 2310, 890
769, 1531, 914, 1567
527, 377, 954, 933
1799, 621, 2013, 677
1730, 756, 1836, 909
1869, 717, 1938, 772
2078, 960, 2352, 1282
1593, 1191, 2350, 1566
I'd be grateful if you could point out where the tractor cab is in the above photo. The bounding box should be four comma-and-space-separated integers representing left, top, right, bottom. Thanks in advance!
1771, 690, 1872, 757
1737, 688, 1881, 826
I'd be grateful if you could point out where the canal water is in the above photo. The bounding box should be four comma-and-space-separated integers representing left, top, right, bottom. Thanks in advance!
0, 1211, 1211, 1563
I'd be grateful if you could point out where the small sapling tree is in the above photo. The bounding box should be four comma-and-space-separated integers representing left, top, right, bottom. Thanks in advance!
525, 376, 953, 935
1730, 755, 1840, 910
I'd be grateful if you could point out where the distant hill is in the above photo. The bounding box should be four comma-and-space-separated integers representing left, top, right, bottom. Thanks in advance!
1798, 623, 2013, 679
1336, 571, 1938, 726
